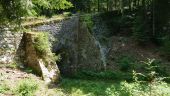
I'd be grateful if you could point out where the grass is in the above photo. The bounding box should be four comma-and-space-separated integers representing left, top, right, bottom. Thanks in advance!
15, 79, 38, 96
58, 78, 115, 96
22, 14, 70, 28
1, 76, 170, 96
0, 83, 10, 94
56, 78, 170, 96
0, 62, 18, 69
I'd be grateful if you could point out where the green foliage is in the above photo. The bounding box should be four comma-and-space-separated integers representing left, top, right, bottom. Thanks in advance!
15, 79, 38, 96
24, 67, 33, 73
60, 78, 116, 96
132, 59, 170, 96
34, 33, 49, 56
70, 70, 132, 81
111, 81, 170, 96
0, 83, 10, 93
32, 0, 73, 17
7, 62, 18, 69
34, 32, 59, 64
80, 14, 94, 32
117, 55, 136, 72
71, 0, 98, 12
59, 78, 170, 96
0, 0, 73, 25
0, 0, 33, 25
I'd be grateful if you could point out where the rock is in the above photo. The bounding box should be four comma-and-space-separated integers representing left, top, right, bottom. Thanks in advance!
33, 16, 103, 75
22, 32, 60, 84
0, 28, 23, 64
39, 59, 60, 84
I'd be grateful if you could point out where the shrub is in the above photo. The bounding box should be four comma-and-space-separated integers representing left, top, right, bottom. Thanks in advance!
117, 55, 136, 72
15, 79, 38, 96
115, 81, 170, 96
131, 59, 170, 96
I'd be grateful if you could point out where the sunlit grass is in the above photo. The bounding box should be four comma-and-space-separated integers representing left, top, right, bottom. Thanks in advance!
1, 77, 170, 96
56, 78, 170, 96
22, 13, 70, 27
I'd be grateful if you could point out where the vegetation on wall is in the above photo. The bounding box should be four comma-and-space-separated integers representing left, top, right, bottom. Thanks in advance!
34, 32, 60, 65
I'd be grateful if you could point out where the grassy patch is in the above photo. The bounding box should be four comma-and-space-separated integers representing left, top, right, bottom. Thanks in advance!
59, 78, 115, 96
14, 79, 38, 96
58, 78, 170, 96
22, 14, 70, 27
71, 70, 132, 81
117, 55, 136, 72
0, 83, 10, 94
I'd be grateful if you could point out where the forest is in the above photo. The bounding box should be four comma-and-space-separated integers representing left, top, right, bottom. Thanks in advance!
0, 0, 170, 96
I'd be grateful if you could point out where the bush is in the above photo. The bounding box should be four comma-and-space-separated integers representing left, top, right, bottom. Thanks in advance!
15, 79, 38, 96
117, 55, 136, 72
131, 59, 170, 96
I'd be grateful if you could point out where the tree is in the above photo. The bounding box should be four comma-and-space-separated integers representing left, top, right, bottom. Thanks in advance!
0, 0, 73, 25
0, 0, 32, 25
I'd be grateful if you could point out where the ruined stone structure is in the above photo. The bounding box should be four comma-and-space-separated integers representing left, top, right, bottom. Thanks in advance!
34, 16, 103, 75
0, 16, 106, 78
0, 28, 23, 64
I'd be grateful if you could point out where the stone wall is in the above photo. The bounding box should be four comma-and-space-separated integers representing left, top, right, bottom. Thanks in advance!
0, 28, 23, 64
34, 16, 103, 75
23, 32, 60, 84
0, 16, 105, 75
